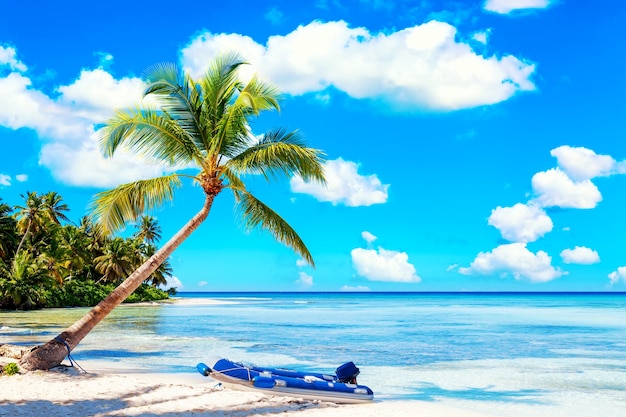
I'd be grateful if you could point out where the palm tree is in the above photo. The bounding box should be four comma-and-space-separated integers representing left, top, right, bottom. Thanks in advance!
94, 237, 135, 284
19, 52, 325, 370
0, 251, 53, 309
0, 199, 18, 260
14, 191, 70, 255
14, 191, 46, 254
42, 191, 70, 225
134, 215, 161, 244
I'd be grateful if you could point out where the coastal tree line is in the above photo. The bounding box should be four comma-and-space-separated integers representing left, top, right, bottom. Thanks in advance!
0, 192, 173, 310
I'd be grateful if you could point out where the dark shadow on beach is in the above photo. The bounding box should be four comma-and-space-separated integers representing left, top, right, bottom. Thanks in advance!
0, 384, 327, 417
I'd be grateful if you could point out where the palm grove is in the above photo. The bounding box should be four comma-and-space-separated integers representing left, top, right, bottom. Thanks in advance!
5, 53, 325, 371
0, 192, 173, 310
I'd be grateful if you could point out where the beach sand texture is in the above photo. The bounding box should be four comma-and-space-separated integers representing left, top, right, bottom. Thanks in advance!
0, 365, 497, 417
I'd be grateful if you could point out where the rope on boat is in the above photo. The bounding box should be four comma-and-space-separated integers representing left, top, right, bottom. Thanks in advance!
211, 364, 253, 381
54, 336, 88, 373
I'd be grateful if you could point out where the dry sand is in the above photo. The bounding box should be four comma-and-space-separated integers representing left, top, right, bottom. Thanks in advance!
0, 362, 497, 417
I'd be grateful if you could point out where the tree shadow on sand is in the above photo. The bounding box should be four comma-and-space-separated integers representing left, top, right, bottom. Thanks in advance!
0, 400, 323, 417
0, 384, 328, 417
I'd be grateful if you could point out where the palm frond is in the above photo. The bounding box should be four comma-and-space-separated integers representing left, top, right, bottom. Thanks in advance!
90, 174, 182, 235
226, 128, 326, 183
97, 108, 204, 167
220, 166, 247, 202
143, 63, 207, 152
237, 74, 281, 115
235, 190, 314, 266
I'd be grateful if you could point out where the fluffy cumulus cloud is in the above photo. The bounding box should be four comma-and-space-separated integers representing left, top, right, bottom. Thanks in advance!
550, 145, 625, 181
295, 271, 314, 288
530, 146, 626, 209
0, 47, 176, 188
484, 0, 555, 14
0, 45, 27, 71
608, 267, 626, 285
488, 203, 553, 243
459, 242, 563, 282
291, 158, 389, 207
351, 247, 421, 282
531, 168, 602, 209
560, 246, 600, 265
181, 20, 536, 111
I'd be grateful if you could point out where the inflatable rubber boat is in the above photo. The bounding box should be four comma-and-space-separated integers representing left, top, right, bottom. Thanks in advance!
196, 357, 374, 404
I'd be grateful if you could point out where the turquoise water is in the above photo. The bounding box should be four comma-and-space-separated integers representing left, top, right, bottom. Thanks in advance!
2, 292, 626, 416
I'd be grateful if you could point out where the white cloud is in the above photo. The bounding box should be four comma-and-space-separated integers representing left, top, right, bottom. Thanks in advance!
361, 231, 378, 244
0, 47, 176, 188
488, 203, 553, 243
459, 242, 563, 283
531, 168, 602, 209
472, 31, 489, 44
295, 271, 314, 288
484, 0, 554, 14
340, 285, 371, 292
57, 68, 146, 121
291, 158, 389, 207
181, 20, 535, 111
550, 145, 621, 181
560, 246, 600, 265
446, 263, 459, 272
296, 258, 308, 267
608, 267, 626, 285
160, 276, 184, 290
198, 281, 208, 287
15, 174, 27, 182
351, 247, 421, 282
0, 174, 10, 186
0, 45, 27, 72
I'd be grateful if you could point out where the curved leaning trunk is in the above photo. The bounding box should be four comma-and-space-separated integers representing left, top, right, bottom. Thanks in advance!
19, 195, 216, 371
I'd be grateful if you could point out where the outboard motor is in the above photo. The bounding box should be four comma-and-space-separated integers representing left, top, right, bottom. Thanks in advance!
336, 361, 360, 384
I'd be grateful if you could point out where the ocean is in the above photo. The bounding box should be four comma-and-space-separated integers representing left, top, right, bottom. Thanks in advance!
2, 292, 626, 416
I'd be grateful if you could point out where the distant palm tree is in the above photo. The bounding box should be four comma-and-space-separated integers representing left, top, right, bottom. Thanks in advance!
0, 199, 18, 260
42, 191, 70, 225
14, 191, 70, 255
134, 215, 162, 244
20, 52, 325, 370
94, 237, 135, 284
0, 251, 53, 309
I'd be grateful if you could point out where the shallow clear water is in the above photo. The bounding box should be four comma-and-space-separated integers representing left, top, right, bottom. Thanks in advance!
2, 292, 626, 416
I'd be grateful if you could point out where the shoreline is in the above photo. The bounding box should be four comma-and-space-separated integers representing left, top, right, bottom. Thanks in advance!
0, 363, 498, 417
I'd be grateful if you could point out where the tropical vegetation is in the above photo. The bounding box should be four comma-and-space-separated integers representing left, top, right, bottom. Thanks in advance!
0, 194, 173, 310
18, 52, 325, 371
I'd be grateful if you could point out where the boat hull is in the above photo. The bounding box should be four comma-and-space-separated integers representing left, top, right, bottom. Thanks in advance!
197, 358, 374, 404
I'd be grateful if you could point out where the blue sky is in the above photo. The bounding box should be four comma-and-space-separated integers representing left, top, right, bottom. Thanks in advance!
1, 0, 626, 292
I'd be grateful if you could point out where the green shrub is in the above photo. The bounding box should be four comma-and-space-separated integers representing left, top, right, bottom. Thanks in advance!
3, 362, 19, 376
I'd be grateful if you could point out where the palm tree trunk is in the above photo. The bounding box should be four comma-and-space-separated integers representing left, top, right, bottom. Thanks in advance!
15, 220, 31, 255
19, 195, 216, 371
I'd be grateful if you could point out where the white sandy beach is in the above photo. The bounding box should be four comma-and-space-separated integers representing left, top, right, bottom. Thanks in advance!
0, 362, 498, 417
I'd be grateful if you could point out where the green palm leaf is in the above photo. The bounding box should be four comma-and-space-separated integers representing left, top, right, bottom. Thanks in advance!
234, 189, 314, 266
227, 128, 326, 183
90, 174, 182, 235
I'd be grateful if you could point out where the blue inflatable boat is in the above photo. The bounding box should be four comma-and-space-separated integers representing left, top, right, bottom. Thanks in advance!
196, 358, 374, 404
